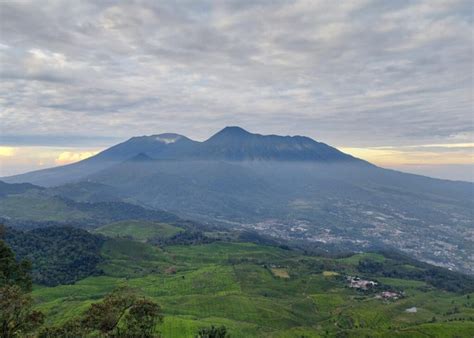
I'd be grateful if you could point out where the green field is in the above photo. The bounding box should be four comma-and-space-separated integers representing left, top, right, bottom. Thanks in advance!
32, 238, 474, 337
95, 220, 183, 241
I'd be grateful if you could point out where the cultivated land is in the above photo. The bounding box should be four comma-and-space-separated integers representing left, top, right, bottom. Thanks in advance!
94, 220, 183, 242
31, 224, 474, 337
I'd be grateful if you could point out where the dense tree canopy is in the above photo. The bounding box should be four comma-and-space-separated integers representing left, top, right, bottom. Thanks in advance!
0, 224, 32, 291
358, 254, 474, 293
5, 226, 105, 286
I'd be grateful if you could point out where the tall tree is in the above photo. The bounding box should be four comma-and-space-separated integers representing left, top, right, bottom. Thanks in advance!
0, 225, 44, 337
0, 285, 44, 338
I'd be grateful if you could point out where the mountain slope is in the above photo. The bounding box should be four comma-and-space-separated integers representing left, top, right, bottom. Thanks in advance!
0, 181, 179, 228
0, 180, 43, 197
0, 133, 195, 187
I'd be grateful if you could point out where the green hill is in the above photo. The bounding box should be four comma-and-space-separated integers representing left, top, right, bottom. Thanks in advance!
95, 220, 183, 242
0, 188, 179, 228
5, 226, 105, 286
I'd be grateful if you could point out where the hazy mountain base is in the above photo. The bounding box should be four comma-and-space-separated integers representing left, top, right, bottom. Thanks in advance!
82, 161, 473, 274
1, 160, 472, 276
25, 223, 474, 338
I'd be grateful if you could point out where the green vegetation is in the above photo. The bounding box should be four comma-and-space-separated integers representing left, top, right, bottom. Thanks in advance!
28, 231, 474, 337
197, 325, 228, 338
39, 287, 163, 337
1, 226, 164, 337
1, 285, 45, 338
2, 222, 474, 337
5, 226, 104, 286
0, 190, 178, 227
0, 195, 89, 223
0, 227, 32, 291
0, 225, 44, 337
357, 253, 474, 293
95, 220, 183, 242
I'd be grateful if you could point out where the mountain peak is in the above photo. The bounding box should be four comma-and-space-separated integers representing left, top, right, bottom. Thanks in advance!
222, 126, 250, 133
207, 126, 253, 142
218, 126, 251, 136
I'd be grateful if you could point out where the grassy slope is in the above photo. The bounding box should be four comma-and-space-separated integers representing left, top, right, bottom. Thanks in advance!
0, 189, 179, 227
0, 195, 89, 222
94, 220, 183, 241
33, 241, 474, 337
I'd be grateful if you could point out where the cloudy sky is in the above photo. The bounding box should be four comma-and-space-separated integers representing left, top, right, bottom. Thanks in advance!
0, 0, 473, 180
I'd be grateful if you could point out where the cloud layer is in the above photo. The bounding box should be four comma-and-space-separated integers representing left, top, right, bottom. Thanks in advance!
0, 0, 472, 178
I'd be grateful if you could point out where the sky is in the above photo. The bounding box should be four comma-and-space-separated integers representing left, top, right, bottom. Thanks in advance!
0, 0, 473, 181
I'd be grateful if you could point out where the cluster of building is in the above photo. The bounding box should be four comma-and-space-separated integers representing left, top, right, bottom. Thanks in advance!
347, 276, 405, 302
375, 291, 402, 300
347, 276, 377, 290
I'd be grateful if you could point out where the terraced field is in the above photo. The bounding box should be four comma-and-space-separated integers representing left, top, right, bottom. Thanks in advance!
32, 235, 474, 337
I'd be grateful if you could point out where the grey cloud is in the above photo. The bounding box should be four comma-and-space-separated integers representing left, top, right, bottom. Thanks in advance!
0, 134, 121, 147
0, 0, 472, 146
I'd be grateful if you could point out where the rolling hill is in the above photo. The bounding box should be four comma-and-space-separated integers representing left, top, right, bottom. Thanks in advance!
0, 181, 179, 229
94, 220, 183, 242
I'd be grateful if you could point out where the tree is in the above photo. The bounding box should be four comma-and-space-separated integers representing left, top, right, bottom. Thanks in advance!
0, 227, 43, 337
123, 299, 164, 337
40, 288, 164, 337
0, 285, 44, 338
81, 287, 163, 337
196, 325, 228, 338
6, 226, 105, 286
82, 287, 136, 335
38, 319, 83, 338
0, 233, 32, 291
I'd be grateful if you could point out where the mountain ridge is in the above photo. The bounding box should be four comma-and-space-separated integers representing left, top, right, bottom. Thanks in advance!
1, 127, 367, 186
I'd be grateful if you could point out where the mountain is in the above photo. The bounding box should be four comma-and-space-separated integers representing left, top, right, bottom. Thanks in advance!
191, 126, 364, 161
2, 127, 363, 186
95, 133, 195, 161
1, 127, 473, 274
